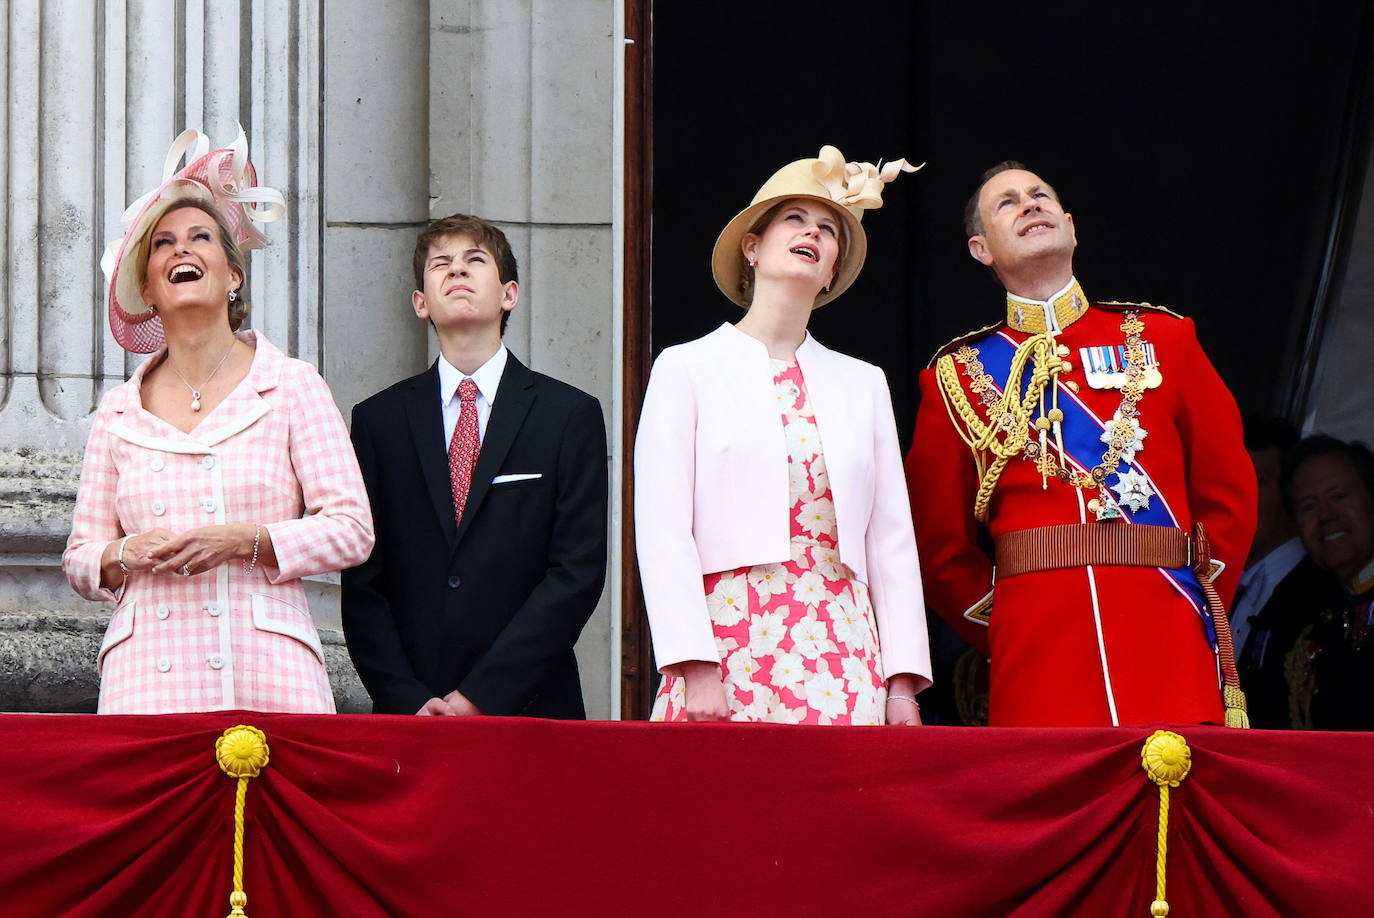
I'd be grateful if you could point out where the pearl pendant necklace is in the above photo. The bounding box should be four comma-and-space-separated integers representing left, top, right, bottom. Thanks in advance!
168, 339, 237, 412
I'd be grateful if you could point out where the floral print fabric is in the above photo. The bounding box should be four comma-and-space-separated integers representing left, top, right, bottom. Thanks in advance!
651, 361, 887, 724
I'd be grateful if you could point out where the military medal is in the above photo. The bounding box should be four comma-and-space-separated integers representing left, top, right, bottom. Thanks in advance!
1087, 492, 1123, 521
1079, 342, 1162, 389
1100, 409, 1148, 463
1111, 470, 1155, 512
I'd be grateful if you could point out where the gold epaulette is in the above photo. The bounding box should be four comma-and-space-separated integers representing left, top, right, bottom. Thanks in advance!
1096, 300, 1185, 320
924, 320, 1004, 370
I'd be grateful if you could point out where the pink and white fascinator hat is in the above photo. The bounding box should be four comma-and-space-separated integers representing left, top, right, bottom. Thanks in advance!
711, 145, 921, 308
100, 125, 286, 353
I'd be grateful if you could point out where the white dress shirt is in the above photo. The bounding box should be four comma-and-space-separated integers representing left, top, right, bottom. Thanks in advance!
437, 345, 507, 448
1231, 535, 1306, 652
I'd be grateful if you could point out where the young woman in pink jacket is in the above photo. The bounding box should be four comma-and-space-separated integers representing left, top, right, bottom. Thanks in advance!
63, 129, 373, 714
636, 147, 931, 724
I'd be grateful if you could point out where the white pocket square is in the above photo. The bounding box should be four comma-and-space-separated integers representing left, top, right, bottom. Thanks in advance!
492, 473, 542, 484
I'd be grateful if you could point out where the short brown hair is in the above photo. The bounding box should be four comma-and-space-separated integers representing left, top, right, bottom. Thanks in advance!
137, 196, 250, 329
964, 160, 1048, 238
412, 213, 518, 335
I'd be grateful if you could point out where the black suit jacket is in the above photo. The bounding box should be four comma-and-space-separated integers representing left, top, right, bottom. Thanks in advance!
342, 354, 608, 717
1236, 555, 1343, 728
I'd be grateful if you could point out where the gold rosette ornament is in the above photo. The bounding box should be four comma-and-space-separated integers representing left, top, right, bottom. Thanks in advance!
1140, 730, 1192, 917
215, 725, 271, 918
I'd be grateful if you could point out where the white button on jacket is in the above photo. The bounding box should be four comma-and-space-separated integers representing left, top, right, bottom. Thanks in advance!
63, 332, 375, 714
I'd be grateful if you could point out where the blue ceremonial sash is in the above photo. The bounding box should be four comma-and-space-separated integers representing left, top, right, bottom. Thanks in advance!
972, 331, 1216, 647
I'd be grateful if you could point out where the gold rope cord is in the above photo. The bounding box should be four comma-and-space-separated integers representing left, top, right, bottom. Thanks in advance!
215, 725, 271, 918
934, 332, 1059, 522
935, 311, 1154, 521
1140, 730, 1192, 917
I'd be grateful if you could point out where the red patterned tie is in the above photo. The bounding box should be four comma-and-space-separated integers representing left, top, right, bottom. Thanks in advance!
448, 378, 481, 526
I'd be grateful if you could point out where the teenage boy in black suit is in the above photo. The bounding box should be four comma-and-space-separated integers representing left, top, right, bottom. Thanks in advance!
343, 214, 608, 717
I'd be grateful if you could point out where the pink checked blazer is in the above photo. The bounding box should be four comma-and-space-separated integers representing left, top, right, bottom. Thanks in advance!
634, 323, 931, 684
63, 332, 374, 714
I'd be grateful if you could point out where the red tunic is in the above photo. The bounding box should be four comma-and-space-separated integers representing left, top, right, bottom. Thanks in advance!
907, 290, 1256, 726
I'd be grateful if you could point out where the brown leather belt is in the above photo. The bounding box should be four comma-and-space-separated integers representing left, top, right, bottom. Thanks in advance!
992, 521, 1252, 727
995, 523, 1191, 578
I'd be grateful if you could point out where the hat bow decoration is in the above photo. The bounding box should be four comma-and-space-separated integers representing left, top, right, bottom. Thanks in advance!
100, 125, 286, 285
204, 127, 287, 248
101, 124, 286, 353
811, 144, 922, 213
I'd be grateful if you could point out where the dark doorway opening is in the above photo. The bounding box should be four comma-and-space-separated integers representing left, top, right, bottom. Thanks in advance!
624, 0, 1374, 719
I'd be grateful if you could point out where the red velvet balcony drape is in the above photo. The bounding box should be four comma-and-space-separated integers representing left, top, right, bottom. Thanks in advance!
1, 715, 1369, 917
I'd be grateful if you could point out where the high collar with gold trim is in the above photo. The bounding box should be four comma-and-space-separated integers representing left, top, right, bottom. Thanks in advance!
1005, 278, 1089, 334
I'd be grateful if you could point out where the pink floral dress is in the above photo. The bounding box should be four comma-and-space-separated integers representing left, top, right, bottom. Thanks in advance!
650, 360, 888, 724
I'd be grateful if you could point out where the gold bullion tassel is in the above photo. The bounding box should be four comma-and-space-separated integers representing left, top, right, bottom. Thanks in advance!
935, 333, 1060, 521
1140, 730, 1192, 917
1223, 684, 1251, 729
215, 725, 271, 918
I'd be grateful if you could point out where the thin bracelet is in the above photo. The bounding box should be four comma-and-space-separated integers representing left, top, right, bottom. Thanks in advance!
242, 525, 261, 575
886, 694, 920, 707
116, 535, 133, 574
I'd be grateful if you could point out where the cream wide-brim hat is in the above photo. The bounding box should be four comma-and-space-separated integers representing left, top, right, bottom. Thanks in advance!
100, 126, 286, 353
710, 145, 921, 309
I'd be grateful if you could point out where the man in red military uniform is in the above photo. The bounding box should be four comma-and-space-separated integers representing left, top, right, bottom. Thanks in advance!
907, 162, 1257, 726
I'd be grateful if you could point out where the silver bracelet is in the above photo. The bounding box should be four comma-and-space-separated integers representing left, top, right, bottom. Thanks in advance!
886, 694, 920, 707
116, 535, 133, 574
242, 525, 261, 575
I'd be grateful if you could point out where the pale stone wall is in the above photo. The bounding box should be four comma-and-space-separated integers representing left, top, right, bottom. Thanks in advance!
0, 0, 618, 717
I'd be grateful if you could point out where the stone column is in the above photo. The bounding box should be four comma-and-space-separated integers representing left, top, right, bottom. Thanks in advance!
426, 0, 616, 718
321, 2, 431, 422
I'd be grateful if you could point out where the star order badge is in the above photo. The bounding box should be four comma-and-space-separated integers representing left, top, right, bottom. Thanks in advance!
1111, 470, 1155, 512
1100, 411, 1148, 464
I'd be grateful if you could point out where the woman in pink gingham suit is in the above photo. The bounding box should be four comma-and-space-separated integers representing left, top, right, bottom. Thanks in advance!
63, 128, 374, 714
